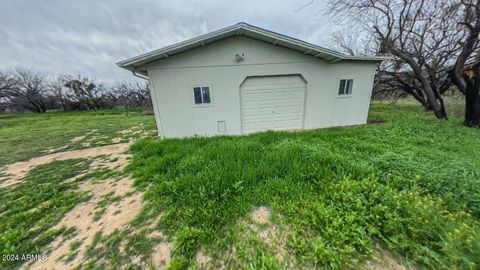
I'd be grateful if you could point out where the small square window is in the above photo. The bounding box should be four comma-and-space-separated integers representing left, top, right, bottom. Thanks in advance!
193, 86, 211, 104
338, 79, 353, 96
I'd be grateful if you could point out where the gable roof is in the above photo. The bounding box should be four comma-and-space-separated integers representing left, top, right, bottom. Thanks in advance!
117, 22, 386, 75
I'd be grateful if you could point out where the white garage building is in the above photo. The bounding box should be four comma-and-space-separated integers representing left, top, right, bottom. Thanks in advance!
118, 23, 384, 138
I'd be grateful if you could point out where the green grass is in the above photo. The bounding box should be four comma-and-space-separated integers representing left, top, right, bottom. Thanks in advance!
0, 109, 156, 167
0, 108, 158, 269
82, 228, 161, 269
0, 159, 92, 269
0, 102, 478, 269
126, 102, 480, 269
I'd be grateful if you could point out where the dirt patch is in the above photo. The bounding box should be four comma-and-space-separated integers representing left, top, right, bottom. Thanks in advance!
248, 207, 292, 265
151, 242, 172, 268
195, 250, 212, 269
148, 214, 164, 230
42, 145, 70, 154
0, 142, 131, 188
71, 130, 97, 143
120, 125, 142, 135
364, 250, 411, 270
215, 208, 294, 269
41, 130, 99, 154
70, 135, 86, 143
119, 124, 151, 139
251, 206, 270, 225
90, 154, 130, 172
78, 176, 134, 200
81, 142, 92, 147
148, 231, 164, 239
26, 177, 142, 270
258, 225, 289, 263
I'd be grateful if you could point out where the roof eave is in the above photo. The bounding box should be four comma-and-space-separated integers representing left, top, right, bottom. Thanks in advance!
117, 24, 241, 68
117, 23, 387, 69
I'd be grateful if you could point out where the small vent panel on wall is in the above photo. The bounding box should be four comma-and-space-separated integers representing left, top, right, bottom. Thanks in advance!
218, 121, 226, 134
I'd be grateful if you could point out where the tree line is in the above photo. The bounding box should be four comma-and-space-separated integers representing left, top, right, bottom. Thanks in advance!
328, 0, 480, 127
0, 69, 151, 113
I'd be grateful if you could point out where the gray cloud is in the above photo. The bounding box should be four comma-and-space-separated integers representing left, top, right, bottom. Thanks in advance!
0, 0, 336, 83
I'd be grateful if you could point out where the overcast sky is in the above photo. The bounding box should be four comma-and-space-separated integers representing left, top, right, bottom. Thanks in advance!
0, 0, 337, 83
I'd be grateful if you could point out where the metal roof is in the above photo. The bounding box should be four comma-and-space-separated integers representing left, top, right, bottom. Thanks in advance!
117, 22, 387, 74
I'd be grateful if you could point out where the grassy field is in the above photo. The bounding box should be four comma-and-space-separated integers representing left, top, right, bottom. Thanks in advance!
0, 109, 157, 269
0, 109, 156, 168
126, 102, 480, 269
0, 159, 92, 268
0, 103, 479, 269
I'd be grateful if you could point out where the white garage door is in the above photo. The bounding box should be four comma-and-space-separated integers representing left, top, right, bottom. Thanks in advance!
240, 75, 306, 133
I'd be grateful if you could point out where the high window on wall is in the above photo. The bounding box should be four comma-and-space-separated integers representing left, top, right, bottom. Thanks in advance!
338, 79, 353, 96
193, 86, 211, 104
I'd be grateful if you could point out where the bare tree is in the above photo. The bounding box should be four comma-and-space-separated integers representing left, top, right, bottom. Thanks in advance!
328, 0, 467, 119
113, 82, 135, 116
48, 76, 68, 111
450, 0, 480, 127
12, 69, 48, 113
113, 80, 151, 115
63, 75, 107, 111
0, 71, 18, 112
330, 27, 378, 56
0, 69, 153, 113
127, 80, 152, 108
0, 72, 16, 100
0, 72, 15, 93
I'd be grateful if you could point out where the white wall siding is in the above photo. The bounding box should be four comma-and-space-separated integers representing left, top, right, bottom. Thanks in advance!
147, 36, 377, 138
